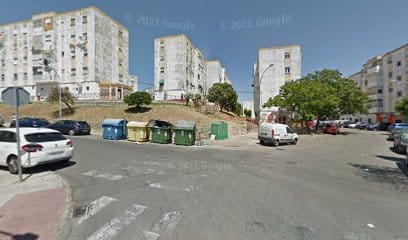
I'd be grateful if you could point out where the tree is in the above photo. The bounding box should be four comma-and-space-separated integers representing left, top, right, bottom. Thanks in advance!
396, 96, 408, 120
234, 102, 242, 116
244, 108, 252, 118
47, 87, 76, 113
264, 69, 370, 130
124, 91, 152, 111
207, 83, 238, 112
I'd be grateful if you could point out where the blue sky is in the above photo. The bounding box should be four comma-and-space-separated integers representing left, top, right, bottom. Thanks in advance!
1, 0, 407, 101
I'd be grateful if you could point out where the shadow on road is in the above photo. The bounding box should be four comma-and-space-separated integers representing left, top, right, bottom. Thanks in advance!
0, 230, 38, 240
0, 161, 76, 179
348, 162, 408, 191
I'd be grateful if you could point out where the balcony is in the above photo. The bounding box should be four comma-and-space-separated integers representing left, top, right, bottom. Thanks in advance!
366, 65, 381, 75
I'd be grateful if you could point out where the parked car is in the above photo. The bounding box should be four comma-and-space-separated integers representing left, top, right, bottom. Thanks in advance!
348, 122, 361, 129
10, 117, 50, 128
357, 122, 368, 130
388, 123, 408, 140
366, 122, 391, 131
342, 121, 351, 128
47, 120, 91, 136
393, 128, 408, 153
0, 128, 74, 174
258, 123, 298, 147
323, 123, 339, 135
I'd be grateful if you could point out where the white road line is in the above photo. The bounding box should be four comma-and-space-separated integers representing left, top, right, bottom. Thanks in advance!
143, 211, 182, 240
87, 204, 147, 240
83, 170, 127, 181
78, 196, 117, 224
148, 182, 192, 192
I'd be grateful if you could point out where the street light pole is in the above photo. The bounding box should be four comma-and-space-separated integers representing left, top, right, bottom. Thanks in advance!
256, 64, 274, 118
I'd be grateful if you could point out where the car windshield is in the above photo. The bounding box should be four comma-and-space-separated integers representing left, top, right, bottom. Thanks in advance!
25, 132, 67, 142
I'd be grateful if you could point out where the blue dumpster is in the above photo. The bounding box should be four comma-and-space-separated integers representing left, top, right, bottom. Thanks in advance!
102, 119, 128, 140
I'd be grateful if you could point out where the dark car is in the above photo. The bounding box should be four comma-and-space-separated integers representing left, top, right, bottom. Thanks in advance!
357, 122, 368, 130
47, 120, 91, 136
10, 117, 50, 128
368, 122, 391, 131
393, 128, 408, 153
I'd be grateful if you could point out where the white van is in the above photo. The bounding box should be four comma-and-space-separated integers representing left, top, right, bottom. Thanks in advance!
258, 123, 298, 146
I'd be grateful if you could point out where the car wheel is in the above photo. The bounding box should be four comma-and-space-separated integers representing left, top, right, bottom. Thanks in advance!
7, 156, 19, 174
273, 140, 279, 147
68, 129, 76, 136
260, 140, 265, 145
293, 138, 298, 145
405, 155, 408, 166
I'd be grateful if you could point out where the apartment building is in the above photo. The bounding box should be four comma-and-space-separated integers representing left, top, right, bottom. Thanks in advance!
155, 34, 223, 100
206, 60, 230, 93
345, 43, 408, 123
253, 45, 301, 119
0, 6, 132, 101
242, 100, 255, 118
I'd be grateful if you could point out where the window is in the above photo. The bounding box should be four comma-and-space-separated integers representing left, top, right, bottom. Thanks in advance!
0, 131, 16, 143
13, 73, 18, 81
86, 86, 90, 91
388, 72, 393, 78
62, 69, 65, 74
82, 15, 88, 24
284, 52, 290, 59
397, 61, 401, 67
285, 67, 291, 74
118, 47, 122, 52
71, 68, 76, 76
160, 67, 164, 73
83, 51, 88, 57
397, 76, 402, 81
82, 32, 88, 41
25, 132, 66, 143
23, 72, 28, 80
118, 30, 123, 38
71, 34, 75, 40
1, 59, 5, 66
23, 56, 27, 61
70, 17, 75, 26
377, 89, 382, 94
83, 67, 88, 75
397, 91, 402, 97
365, 80, 368, 86
1, 74, 4, 81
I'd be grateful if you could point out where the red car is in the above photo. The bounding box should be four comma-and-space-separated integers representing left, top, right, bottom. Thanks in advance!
323, 123, 339, 135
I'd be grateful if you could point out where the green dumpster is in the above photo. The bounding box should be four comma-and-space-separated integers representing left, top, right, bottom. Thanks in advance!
211, 121, 228, 140
150, 120, 173, 144
173, 120, 196, 146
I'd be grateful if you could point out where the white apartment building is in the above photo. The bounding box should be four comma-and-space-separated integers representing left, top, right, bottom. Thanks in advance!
0, 6, 132, 101
242, 100, 255, 118
154, 34, 209, 100
253, 45, 301, 119
344, 43, 408, 123
206, 60, 231, 93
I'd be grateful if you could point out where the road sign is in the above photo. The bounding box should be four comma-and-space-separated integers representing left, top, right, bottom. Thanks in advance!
2, 87, 30, 107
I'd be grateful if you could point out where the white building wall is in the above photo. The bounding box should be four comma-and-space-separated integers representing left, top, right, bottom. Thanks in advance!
242, 100, 255, 118
0, 6, 130, 101
253, 45, 301, 118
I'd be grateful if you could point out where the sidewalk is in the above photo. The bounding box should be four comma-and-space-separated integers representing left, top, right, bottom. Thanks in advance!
0, 171, 71, 240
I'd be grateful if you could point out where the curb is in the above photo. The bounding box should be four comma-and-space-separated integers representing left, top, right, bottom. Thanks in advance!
54, 173, 74, 240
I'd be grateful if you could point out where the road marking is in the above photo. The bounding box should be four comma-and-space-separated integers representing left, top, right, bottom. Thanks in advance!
87, 204, 147, 240
143, 211, 182, 240
367, 223, 375, 228
82, 170, 126, 181
148, 182, 191, 192
78, 196, 117, 224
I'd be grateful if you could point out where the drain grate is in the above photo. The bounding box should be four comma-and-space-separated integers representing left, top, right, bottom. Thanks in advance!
72, 205, 89, 218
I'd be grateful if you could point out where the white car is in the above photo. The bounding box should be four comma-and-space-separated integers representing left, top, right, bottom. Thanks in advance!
0, 128, 74, 174
348, 122, 360, 129
258, 123, 298, 147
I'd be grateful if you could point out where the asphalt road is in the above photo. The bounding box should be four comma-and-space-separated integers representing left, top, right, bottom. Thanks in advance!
54, 130, 408, 240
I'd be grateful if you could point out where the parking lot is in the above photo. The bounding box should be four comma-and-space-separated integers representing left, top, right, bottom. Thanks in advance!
34, 128, 407, 240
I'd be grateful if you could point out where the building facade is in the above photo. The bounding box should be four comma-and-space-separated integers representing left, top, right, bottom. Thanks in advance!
345, 43, 408, 123
253, 45, 301, 119
0, 6, 132, 101
154, 34, 208, 100
242, 100, 255, 118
